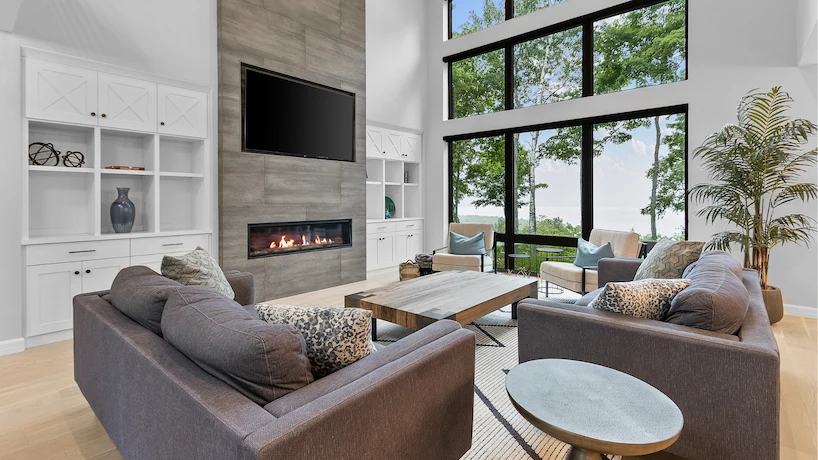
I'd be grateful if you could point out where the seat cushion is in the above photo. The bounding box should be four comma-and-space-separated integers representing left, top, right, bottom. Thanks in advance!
161, 287, 313, 405
433, 252, 482, 268
540, 261, 598, 293
634, 238, 705, 280
589, 278, 692, 320
109, 265, 183, 336
665, 250, 749, 334
162, 247, 235, 299
256, 304, 376, 379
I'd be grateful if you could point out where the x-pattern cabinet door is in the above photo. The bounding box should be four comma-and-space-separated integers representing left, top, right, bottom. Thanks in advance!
158, 85, 208, 138
25, 59, 98, 125
366, 126, 385, 157
384, 131, 402, 160
402, 133, 421, 162
98, 73, 157, 132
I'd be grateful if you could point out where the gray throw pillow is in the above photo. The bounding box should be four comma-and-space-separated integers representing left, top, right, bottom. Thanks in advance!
665, 250, 749, 334
162, 287, 313, 405
449, 231, 486, 255
256, 304, 375, 379
573, 238, 615, 267
162, 247, 235, 299
589, 278, 691, 320
634, 238, 705, 280
109, 265, 182, 336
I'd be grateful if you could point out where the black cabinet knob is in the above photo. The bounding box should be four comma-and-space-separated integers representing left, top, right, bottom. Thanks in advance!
74, 271, 80, 275
91, 112, 96, 116
160, 122, 165, 126
101, 114, 107, 118
86, 269, 91, 274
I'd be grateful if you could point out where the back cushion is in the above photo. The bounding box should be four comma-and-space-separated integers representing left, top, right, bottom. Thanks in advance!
664, 251, 749, 334
634, 238, 705, 280
109, 266, 183, 336
162, 287, 314, 405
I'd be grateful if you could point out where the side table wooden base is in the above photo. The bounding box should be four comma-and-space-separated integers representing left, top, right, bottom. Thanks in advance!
566, 446, 604, 460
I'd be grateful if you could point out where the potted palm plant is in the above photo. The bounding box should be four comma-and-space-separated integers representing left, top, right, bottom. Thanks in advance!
691, 87, 817, 324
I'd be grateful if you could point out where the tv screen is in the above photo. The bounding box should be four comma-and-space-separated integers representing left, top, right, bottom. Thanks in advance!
242, 64, 355, 162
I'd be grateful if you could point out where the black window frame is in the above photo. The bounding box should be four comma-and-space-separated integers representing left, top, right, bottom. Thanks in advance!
446, 104, 689, 270
446, 0, 689, 120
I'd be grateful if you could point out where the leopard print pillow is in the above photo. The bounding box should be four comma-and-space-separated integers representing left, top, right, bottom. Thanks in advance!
589, 278, 691, 320
255, 304, 375, 378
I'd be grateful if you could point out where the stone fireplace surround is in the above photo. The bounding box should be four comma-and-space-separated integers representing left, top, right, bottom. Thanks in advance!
217, 0, 367, 301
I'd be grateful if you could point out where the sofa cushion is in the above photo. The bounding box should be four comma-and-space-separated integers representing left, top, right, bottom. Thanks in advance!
634, 238, 705, 280
589, 278, 691, 320
573, 238, 615, 267
256, 304, 375, 379
576, 288, 603, 306
161, 287, 313, 405
449, 231, 486, 255
109, 265, 183, 336
162, 247, 235, 299
665, 251, 749, 334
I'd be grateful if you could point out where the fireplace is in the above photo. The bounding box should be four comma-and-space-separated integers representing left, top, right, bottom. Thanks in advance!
248, 219, 352, 259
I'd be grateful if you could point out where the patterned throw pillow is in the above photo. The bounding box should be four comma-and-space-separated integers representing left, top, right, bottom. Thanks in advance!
162, 247, 235, 299
634, 238, 705, 280
589, 278, 692, 320
255, 304, 375, 378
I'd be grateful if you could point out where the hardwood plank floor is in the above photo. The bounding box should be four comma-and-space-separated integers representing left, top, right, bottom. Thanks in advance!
0, 272, 815, 459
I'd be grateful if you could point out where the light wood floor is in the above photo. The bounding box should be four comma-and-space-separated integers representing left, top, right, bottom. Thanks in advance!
0, 272, 815, 460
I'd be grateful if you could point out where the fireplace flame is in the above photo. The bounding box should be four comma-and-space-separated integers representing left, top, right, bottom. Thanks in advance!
267, 234, 336, 252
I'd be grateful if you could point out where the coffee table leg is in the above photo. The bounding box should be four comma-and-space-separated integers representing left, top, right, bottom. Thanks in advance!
565, 446, 604, 460
511, 301, 518, 320
371, 318, 377, 341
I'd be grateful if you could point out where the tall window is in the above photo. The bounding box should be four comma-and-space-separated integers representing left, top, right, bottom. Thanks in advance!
450, 0, 571, 38
513, 27, 583, 108
452, 50, 505, 118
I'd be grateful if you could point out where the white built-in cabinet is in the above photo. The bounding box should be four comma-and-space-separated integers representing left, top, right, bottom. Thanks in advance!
365, 122, 423, 271
20, 48, 213, 345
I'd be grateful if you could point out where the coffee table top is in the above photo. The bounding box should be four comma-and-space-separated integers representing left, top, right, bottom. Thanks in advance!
506, 359, 683, 456
345, 270, 537, 329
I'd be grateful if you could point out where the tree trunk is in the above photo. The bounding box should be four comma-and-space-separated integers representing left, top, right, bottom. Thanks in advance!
650, 116, 660, 240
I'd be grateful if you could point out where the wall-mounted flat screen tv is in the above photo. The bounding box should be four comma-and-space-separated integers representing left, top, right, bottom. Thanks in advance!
242, 64, 355, 162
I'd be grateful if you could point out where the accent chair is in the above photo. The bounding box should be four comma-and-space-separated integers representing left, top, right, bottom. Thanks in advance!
540, 228, 640, 295
432, 223, 494, 272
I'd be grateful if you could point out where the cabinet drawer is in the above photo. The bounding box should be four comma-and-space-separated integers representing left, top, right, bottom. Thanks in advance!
130, 234, 209, 256
131, 252, 188, 273
26, 240, 130, 266
396, 220, 423, 231
367, 222, 397, 235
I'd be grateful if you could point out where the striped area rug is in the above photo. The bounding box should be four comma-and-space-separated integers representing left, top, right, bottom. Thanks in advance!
375, 308, 621, 460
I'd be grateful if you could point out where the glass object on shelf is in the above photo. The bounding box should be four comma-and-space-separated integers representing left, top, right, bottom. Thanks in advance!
385, 196, 396, 219
110, 187, 136, 234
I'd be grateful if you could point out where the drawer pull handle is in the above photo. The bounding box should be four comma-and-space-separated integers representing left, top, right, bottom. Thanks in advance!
163, 243, 184, 247
377, 227, 387, 230
406, 225, 415, 227
69, 250, 96, 254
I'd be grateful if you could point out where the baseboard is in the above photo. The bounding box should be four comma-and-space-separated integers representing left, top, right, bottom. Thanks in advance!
0, 338, 25, 356
785, 304, 818, 319
25, 329, 73, 348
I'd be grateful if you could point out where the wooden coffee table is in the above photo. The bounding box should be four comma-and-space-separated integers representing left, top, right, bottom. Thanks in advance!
506, 359, 683, 460
345, 270, 538, 340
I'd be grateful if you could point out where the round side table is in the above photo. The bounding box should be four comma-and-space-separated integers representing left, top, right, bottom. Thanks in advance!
506, 359, 683, 460
507, 253, 533, 277
536, 248, 565, 295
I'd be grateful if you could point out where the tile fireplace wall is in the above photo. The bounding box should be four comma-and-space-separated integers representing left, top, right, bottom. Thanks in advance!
217, 0, 367, 301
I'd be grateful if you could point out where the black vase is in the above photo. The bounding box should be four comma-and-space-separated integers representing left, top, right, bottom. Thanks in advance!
110, 187, 135, 233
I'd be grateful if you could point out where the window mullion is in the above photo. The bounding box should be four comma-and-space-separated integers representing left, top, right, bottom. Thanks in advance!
581, 123, 594, 240
582, 21, 594, 98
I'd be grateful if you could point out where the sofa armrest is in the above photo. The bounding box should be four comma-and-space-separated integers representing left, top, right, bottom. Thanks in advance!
245, 326, 476, 460
517, 299, 779, 460
224, 271, 255, 306
597, 257, 642, 287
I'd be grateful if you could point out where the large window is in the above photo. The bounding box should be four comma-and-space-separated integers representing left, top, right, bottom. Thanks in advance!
447, 0, 687, 119
450, 0, 570, 38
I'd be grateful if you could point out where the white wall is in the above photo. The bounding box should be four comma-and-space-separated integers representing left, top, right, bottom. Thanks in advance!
422, 0, 818, 313
366, 0, 428, 131
0, 0, 217, 344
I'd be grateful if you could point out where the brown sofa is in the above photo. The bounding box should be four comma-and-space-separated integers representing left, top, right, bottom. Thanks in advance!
517, 258, 780, 460
74, 271, 476, 460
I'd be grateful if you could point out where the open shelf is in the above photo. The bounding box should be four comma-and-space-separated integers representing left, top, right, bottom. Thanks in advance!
160, 176, 207, 232
29, 171, 95, 238
384, 161, 403, 184
29, 165, 93, 174
160, 136, 205, 175
367, 184, 384, 220
28, 121, 95, 169
102, 169, 154, 176
385, 184, 403, 219
404, 185, 422, 218
101, 129, 155, 172
404, 163, 420, 185
366, 158, 384, 183
100, 175, 156, 235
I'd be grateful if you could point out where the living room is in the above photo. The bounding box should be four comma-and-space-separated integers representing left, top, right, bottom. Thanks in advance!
0, 0, 816, 459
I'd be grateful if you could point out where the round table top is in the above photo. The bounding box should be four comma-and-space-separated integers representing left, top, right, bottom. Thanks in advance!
536, 247, 564, 253
505, 359, 683, 456
507, 253, 531, 259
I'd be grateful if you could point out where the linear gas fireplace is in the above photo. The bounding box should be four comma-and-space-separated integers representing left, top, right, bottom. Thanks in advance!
248, 219, 352, 259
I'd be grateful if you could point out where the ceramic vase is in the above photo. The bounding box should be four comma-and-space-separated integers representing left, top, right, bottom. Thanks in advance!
110, 187, 135, 233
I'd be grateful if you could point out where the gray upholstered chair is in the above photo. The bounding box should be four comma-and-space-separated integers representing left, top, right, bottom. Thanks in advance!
432, 223, 494, 272
540, 228, 640, 295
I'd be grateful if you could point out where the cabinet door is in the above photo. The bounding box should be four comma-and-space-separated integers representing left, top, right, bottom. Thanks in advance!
366, 236, 379, 271
25, 59, 98, 125
395, 232, 408, 263
402, 133, 421, 163
158, 85, 208, 138
366, 126, 385, 158
377, 235, 395, 267
98, 73, 157, 132
25, 262, 83, 336
384, 131, 402, 160
81, 257, 131, 293
405, 232, 423, 259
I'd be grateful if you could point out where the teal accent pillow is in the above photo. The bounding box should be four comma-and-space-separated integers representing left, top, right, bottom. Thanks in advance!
573, 238, 614, 268
449, 231, 486, 255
